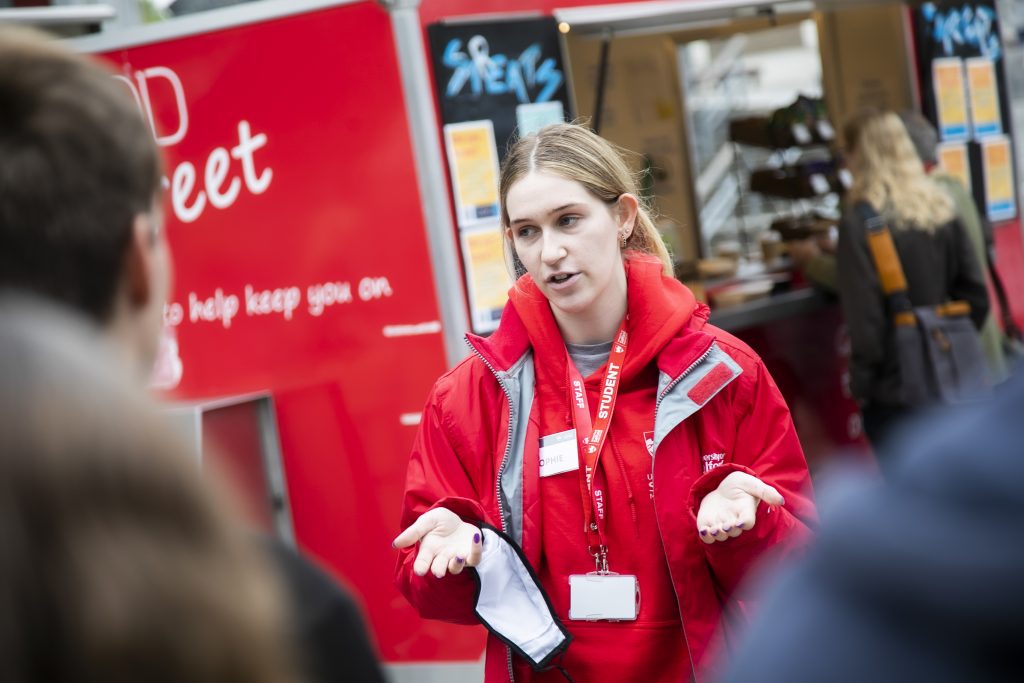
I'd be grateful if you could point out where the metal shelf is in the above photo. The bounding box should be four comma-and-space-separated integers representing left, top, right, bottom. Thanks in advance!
0, 5, 116, 25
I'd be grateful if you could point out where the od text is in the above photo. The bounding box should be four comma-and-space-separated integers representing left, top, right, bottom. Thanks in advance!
163, 277, 395, 329
113, 66, 273, 224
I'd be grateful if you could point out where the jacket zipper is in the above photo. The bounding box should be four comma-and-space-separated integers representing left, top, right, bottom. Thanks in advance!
464, 338, 518, 683
655, 345, 714, 413
652, 346, 714, 683
651, 446, 698, 683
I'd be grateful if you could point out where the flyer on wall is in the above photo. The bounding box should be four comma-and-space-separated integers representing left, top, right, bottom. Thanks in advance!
932, 57, 970, 140
966, 57, 1002, 138
981, 135, 1016, 221
460, 223, 511, 333
516, 100, 565, 136
443, 120, 501, 227
937, 141, 972, 190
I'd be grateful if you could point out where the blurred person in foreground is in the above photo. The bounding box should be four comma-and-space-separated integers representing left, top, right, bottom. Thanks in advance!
722, 369, 1024, 683
0, 24, 384, 683
0, 304, 302, 683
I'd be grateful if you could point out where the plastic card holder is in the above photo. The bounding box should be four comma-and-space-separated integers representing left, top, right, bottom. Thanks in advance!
568, 573, 640, 622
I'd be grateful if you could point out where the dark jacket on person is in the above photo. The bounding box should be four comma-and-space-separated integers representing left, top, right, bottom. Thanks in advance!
802, 173, 1008, 380
836, 208, 989, 406
722, 368, 1024, 683
263, 538, 387, 683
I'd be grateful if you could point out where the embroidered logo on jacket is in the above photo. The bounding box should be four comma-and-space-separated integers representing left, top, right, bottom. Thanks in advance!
702, 452, 726, 473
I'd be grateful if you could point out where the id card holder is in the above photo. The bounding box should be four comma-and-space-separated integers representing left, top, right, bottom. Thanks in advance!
539, 429, 579, 478
568, 573, 640, 621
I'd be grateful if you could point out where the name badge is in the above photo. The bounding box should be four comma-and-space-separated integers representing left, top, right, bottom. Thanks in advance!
539, 429, 579, 478
568, 573, 640, 621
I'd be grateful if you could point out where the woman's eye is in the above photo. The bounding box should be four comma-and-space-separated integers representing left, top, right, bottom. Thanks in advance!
558, 215, 579, 227
516, 226, 537, 239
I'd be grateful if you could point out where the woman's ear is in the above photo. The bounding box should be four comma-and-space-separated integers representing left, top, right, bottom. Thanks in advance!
616, 194, 640, 236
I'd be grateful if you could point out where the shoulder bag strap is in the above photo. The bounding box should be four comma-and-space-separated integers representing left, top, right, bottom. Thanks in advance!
856, 202, 913, 316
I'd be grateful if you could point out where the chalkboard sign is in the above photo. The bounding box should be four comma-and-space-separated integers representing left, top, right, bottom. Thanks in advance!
912, 0, 1017, 220
427, 16, 570, 160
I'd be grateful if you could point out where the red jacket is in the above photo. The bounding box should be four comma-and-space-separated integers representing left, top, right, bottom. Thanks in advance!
396, 254, 816, 681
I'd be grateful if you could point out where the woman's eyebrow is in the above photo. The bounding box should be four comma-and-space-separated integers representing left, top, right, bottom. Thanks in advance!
509, 203, 583, 226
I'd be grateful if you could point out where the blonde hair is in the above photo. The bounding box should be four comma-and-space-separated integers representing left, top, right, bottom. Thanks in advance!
499, 122, 673, 276
844, 109, 955, 232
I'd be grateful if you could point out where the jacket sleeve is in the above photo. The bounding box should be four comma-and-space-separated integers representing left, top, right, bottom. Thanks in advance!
803, 252, 838, 293
687, 359, 817, 598
836, 209, 886, 403
393, 379, 496, 625
947, 217, 990, 330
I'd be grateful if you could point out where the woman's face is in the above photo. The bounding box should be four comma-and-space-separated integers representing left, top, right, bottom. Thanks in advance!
505, 170, 634, 325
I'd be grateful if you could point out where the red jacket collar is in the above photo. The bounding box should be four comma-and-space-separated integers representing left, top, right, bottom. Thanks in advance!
466, 253, 716, 381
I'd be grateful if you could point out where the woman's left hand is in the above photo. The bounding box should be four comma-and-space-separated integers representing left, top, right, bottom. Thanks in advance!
696, 471, 785, 544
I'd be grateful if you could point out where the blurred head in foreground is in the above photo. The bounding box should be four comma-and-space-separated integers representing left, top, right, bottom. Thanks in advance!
0, 24, 170, 380
0, 302, 301, 683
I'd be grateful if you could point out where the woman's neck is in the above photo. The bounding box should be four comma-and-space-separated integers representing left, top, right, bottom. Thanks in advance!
552, 283, 628, 345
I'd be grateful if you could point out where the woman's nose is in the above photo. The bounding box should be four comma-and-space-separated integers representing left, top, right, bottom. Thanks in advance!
540, 232, 567, 264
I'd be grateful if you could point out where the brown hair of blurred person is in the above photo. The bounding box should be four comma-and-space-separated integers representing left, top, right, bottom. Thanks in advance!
0, 25, 170, 379
0, 306, 302, 683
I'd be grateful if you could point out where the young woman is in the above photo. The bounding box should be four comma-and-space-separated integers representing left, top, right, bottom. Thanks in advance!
394, 123, 815, 682
836, 109, 990, 451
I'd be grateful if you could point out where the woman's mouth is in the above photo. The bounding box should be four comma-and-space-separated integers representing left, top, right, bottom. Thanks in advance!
546, 272, 580, 289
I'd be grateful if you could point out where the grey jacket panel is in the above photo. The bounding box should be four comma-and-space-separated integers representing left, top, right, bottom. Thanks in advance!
496, 351, 535, 546
653, 343, 742, 453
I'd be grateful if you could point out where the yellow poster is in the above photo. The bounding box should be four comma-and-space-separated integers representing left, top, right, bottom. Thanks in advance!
444, 120, 500, 227
981, 136, 1016, 221
937, 142, 971, 191
461, 225, 511, 333
966, 58, 1002, 138
932, 58, 969, 140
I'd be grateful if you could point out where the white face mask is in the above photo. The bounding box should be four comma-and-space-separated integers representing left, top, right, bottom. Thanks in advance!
474, 526, 571, 669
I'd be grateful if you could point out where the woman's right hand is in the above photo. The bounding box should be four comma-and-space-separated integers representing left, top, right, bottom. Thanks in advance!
392, 507, 483, 578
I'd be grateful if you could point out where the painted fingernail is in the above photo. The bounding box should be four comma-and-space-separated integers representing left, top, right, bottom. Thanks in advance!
473, 533, 481, 544
699, 529, 708, 536
456, 556, 465, 564
723, 526, 732, 532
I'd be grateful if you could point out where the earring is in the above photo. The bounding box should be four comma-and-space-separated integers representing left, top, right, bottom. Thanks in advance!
620, 233, 628, 248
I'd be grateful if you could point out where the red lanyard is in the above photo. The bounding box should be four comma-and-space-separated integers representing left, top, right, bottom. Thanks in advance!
566, 320, 628, 569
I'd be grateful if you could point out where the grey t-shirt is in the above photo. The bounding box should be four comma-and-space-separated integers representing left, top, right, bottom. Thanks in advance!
566, 340, 613, 378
